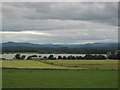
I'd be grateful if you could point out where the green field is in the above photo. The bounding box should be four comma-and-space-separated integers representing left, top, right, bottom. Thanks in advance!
2, 60, 85, 70
2, 60, 118, 70
42, 60, 118, 70
3, 69, 118, 88
2, 60, 119, 88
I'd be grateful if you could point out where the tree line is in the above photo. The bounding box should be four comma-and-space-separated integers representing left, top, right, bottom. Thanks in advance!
13, 54, 107, 60
2, 46, 118, 54
2, 53, 119, 60
14, 51, 120, 60
107, 51, 120, 59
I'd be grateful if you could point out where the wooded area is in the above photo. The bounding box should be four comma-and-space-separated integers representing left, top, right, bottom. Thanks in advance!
1, 47, 118, 54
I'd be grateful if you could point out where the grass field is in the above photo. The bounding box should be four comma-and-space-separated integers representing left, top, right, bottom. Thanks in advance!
40, 60, 118, 70
2, 60, 118, 70
2, 60, 85, 70
2, 69, 118, 88
2, 60, 119, 88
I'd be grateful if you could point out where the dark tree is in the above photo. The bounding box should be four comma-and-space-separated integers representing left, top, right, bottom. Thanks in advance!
63, 56, 67, 59
72, 56, 76, 60
48, 55, 54, 60
67, 56, 70, 60
93, 55, 99, 60
98, 54, 106, 60
117, 52, 120, 59
53, 57, 56, 60
84, 54, 94, 60
21, 55, 26, 60
58, 55, 62, 59
44, 56, 47, 60
108, 54, 117, 59
79, 56, 84, 59
67, 55, 76, 60
69, 55, 73, 59
15, 54, 21, 60
27, 56, 32, 60
31, 55, 37, 57
76, 56, 79, 59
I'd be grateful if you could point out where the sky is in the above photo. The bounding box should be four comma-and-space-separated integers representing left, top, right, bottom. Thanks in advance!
1, 2, 118, 44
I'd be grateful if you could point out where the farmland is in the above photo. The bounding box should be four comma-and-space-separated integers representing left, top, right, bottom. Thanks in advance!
2, 60, 119, 88
42, 60, 118, 70
3, 69, 118, 88
2, 60, 118, 70
2, 60, 85, 70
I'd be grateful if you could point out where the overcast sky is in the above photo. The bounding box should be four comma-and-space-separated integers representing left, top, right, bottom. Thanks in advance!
2, 2, 118, 44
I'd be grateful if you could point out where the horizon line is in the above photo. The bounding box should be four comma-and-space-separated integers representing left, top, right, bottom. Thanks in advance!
1, 41, 118, 45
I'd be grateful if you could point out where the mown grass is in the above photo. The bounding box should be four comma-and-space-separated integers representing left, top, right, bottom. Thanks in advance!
2, 60, 119, 70
2, 60, 85, 70
2, 60, 119, 88
2, 69, 118, 88
40, 60, 118, 70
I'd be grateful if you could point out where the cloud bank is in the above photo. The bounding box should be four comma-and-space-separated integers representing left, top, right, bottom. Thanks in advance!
2, 2, 118, 44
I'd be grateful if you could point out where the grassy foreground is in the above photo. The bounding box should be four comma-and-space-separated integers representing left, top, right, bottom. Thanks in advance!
2, 69, 118, 88
2, 60, 119, 88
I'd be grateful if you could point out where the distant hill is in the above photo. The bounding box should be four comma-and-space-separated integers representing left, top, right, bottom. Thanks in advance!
0, 42, 119, 48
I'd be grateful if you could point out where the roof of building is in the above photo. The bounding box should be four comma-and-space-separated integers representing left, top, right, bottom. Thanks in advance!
31, 57, 44, 60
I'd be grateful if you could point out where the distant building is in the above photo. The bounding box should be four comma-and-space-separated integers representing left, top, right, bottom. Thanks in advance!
114, 51, 118, 55
30, 57, 44, 60
107, 51, 118, 59
106, 52, 112, 58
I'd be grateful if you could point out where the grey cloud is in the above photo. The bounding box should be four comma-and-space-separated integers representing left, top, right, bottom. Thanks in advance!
2, 2, 118, 44
2, 2, 118, 31
3, 2, 118, 25
2, 29, 117, 44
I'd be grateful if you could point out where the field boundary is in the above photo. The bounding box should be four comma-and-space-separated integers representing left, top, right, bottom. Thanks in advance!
2, 67, 86, 70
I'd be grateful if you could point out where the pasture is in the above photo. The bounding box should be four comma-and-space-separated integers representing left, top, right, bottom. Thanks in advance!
2, 60, 119, 88
2, 69, 118, 88
42, 60, 118, 70
2, 60, 118, 70
2, 60, 85, 70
